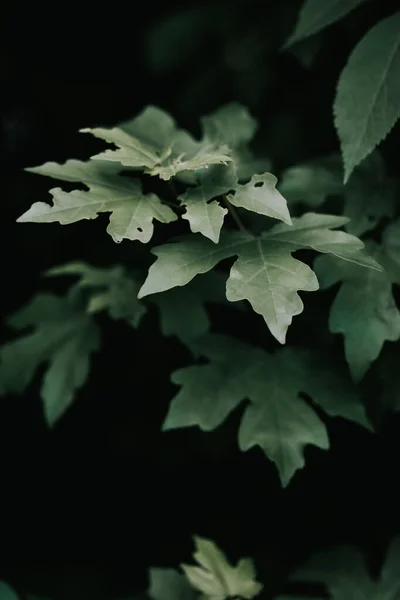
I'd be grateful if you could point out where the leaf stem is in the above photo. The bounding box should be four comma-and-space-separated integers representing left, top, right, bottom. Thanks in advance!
221, 195, 248, 233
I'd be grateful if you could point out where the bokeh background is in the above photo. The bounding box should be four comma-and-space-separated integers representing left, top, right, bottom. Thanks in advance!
1, 0, 400, 598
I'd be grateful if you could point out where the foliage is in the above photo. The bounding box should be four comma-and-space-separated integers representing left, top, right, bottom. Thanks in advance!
2, 0, 400, 596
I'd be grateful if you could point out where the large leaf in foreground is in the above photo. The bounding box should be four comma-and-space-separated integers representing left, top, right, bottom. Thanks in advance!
19, 159, 177, 243
139, 213, 381, 343
289, 537, 400, 599
0, 294, 100, 425
164, 334, 369, 485
181, 536, 262, 599
315, 244, 400, 381
334, 12, 400, 182
82, 105, 232, 180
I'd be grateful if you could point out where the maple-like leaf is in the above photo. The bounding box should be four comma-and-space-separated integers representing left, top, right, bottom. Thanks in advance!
139, 213, 381, 343
315, 244, 400, 381
227, 173, 292, 225
201, 103, 270, 181
289, 537, 400, 599
82, 105, 232, 181
334, 12, 400, 182
181, 536, 263, 600
0, 294, 100, 426
164, 335, 369, 485
46, 262, 146, 327
18, 159, 177, 243
148, 568, 197, 600
178, 164, 236, 242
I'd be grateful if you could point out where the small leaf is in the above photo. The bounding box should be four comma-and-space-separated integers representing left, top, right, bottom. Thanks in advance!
148, 568, 197, 600
334, 12, 400, 182
83, 105, 232, 181
181, 536, 263, 599
227, 173, 292, 225
20, 160, 177, 243
165, 335, 369, 485
201, 102, 258, 147
0, 294, 100, 425
139, 213, 381, 343
278, 155, 343, 207
284, 0, 368, 47
315, 244, 399, 381
179, 164, 237, 242
46, 262, 146, 327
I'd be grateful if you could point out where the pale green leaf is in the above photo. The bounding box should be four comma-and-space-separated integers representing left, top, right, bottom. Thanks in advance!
227, 173, 292, 224
0, 582, 19, 600
179, 164, 237, 242
46, 262, 146, 327
139, 213, 381, 343
0, 294, 100, 425
82, 106, 232, 181
284, 0, 368, 47
181, 536, 262, 600
315, 244, 400, 381
334, 12, 400, 182
290, 537, 400, 599
19, 159, 177, 243
148, 568, 197, 600
165, 335, 368, 485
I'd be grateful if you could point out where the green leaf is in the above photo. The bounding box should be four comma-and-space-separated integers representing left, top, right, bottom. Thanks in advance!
46, 262, 147, 327
227, 173, 292, 224
19, 159, 177, 243
179, 164, 237, 242
284, 0, 368, 47
201, 102, 258, 147
315, 244, 400, 381
278, 155, 343, 207
148, 568, 197, 600
343, 152, 396, 236
0, 294, 100, 425
334, 12, 400, 182
279, 152, 396, 236
82, 106, 232, 181
383, 218, 400, 283
181, 536, 263, 599
0, 582, 19, 600
139, 213, 381, 343
150, 272, 228, 344
201, 103, 271, 181
165, 335, 369, 485
290, 537, 400, 599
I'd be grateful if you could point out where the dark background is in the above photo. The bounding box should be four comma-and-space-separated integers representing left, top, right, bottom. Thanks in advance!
1, 0, 400, 598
